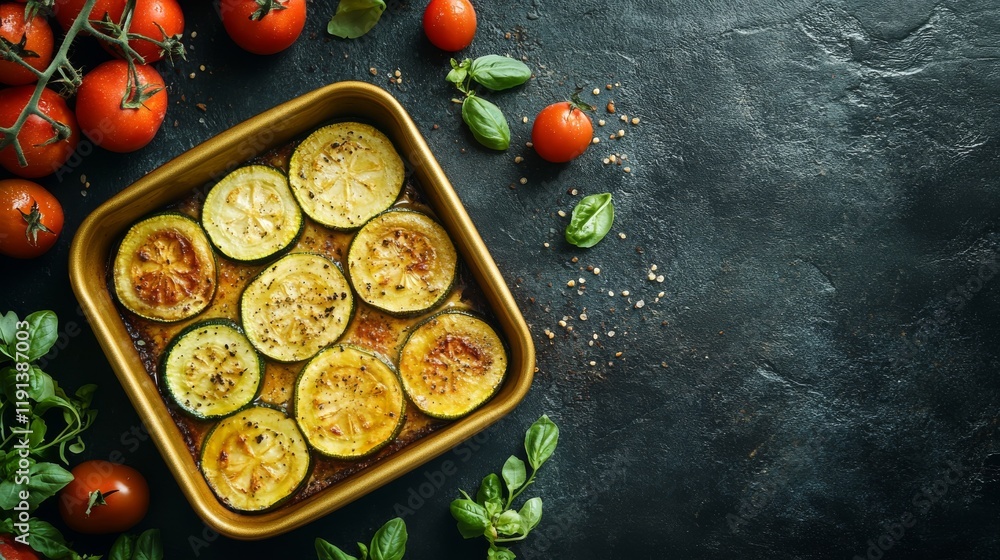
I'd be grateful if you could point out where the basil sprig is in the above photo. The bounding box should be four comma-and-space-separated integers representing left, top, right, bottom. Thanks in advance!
316, 517, 407, 560
565, 193, 615, 248
447, 56, 531, 151
327, 0, 387, 39
110, 529, 164, 560
450, 415, 559, 559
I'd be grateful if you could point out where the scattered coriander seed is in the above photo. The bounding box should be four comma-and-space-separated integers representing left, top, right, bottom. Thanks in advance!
567, 326, 574, 332
631, 117, 641, 125
606, 84, 613, 90
635, 300, 645, 309
578, 277, 586, 284
571, 188, 579, 195
621, 290, 630, 296
624, 167, 632, 173
190, 31, 198, 38
567, 280, 576, 288
543, 242, 550, 248
608, 330, 616, 337
615, 82, 621, 86
592, 334, 599, 340
514, 156, 523, 163
617, 129, 626, 138
571, 257, 579, 263
369, 67, 378, 75
199, 64, 206, 71
589, 340, 594, 346
620, 115, 628, 122
558, 320, 567, 327
526, 141, 534, 147
519, 177, 528, 185
397, 77, 404, 84
522, 116, 528, 124
656, 275, 665, 282
592, 88, 600, 95
607, 101, 616, 113
615, 351, 623, 357
650, 264, 658, 271
589, 361, 597, 366
598, 119, 606, 126
608, 290, 614, 296
580, 313, 588, 321
603, 158, 611, 165
558, 210, 566, 217
80, 174, 86, 184
609, 154, 617, 163
648, 272, 657, 281
394, 69, 401, 77
618, 232, 627, 239
593, 137, 600, 144
544, 329, 555, 339
593, 267, 601, 275
188, 72, 196, 79
658, 291, 665, 298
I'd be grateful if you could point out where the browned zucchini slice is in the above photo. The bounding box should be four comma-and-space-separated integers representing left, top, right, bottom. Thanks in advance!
112, 212, 216, 322
294, 344, 405, 459
398, 311, 507, 419
347, 209, 457, 316
288, 122, 404, 230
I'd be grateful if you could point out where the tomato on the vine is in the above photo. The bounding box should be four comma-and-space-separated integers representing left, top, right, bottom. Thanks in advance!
103, 0, 185, 63
0, 86, 80, 178
220, 0, 306, 55
531, 100, 595, 163
58, 460, 150, 534
75, 60, 168, 153
423, 0, 476, 52
0, 179, 63, 259
0, 533, 39, 560
53, 0, 127, 33
0, 3, 54, 86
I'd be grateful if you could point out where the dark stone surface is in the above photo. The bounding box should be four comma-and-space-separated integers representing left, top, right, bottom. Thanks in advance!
2, 0, 999, 557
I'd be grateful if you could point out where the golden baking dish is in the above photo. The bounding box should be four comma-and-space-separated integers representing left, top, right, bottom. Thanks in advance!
68, 81, 535, 540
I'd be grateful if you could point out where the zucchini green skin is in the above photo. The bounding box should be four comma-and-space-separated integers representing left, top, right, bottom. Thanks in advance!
239, 252, 354, 363
346, 208, 457, 317
201, 165, 304, 264
159, 319, 263, 420
112, 212, 217, 323
294, 344, 405, 459
199, 405, 312, 513
288, 122, 405, 231
397, 310, 508, 420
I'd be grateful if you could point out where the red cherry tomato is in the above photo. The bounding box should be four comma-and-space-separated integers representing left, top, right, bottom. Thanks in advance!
219, 0, 306, 55
75, 59, 168, 153
422, 0, 476, 51
0, 3, 54, 85
103, 0, 184, 63
531, 101, 595, 163
0, 86, 80, 178
58, 461, 150, 534
52, 0, 127, 32
0, 533, 39, 560
0, 179, 63, 259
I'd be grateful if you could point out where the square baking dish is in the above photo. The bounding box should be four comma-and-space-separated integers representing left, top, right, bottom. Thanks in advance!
68, 81, 535, 540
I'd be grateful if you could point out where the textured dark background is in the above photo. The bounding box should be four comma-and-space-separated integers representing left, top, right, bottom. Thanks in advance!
3, 0, 999, 558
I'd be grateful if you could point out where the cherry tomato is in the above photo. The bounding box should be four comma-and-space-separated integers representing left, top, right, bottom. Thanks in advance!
0, 534, 39, 560
0, 86, 80, 178
58, 461, 150, 534
0, 179, 63, 259
75, 60, 167, 153
531, 101, 594, 163
423, 0, 476, 52
0, 3, 54, 86
219, 0, 306, 55
103, 0, 185, 63
53, 0, 127, 32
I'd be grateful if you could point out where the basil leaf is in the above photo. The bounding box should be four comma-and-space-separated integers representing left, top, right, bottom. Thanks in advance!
524, 415, 560, 470
565, 193, 615, 249
501, 456, 526, 496
369, 517, 406, 560
488, 545, 516, 560
25, 310, 58, 361
327, 0, 386, 39
134, 528, 164, 560
495, 509, 522, 537
110, 532, 137, 560
315, 538, 358, 560
469, 55, 531, 91
450, 498, 491, 539
28, 519, 74, 559
518, 496, 543, 533
462, 95, 511, 151
0, 461, 73, 510
28, 365, 56, 401
357, 542, 369, 560
446, 58, 471, 88
0, 310, 17, 359
476, 473, 502, 504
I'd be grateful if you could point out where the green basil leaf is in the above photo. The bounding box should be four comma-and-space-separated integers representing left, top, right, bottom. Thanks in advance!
0, 461, 73, 510
462, 95, 511, 151
28, 366, 56, 402
75, 384, 98, 408
495, 509, 522, 537
68, 435, 87, 455
518, 496, 543, 533
316, 538, 359, 560
25, 310, 58, 361
134, 528, 164, 560
27, 519, 74, 559
357, 542, 369, 560
369, 517, 406, 560
0, 310, 17, 359
27, 416, 46, 448
469, 55, 531, 91
327, 0, 387, 39
524, 414, 560, 470
450, 498, 491, 539
501, 456, 526, 496
565, 193, 615, 249
446, 58, 471, 87
0, 516, 14, 534
110, 532, 137, 560
488, 544, 517, 560
484, 496, 503, 520
476, 473, 502, 504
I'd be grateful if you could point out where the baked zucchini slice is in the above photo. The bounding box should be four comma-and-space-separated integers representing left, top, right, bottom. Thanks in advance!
240, 252, 353, 363
288, 122, 405, 230
294, 345, 405, 459
398, 311, 507, 419
200, 406, 311, 513
160, 319, 263, 419
112, 212, 216, 322
201, 165, 303, 263
347, 209, 457, 316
